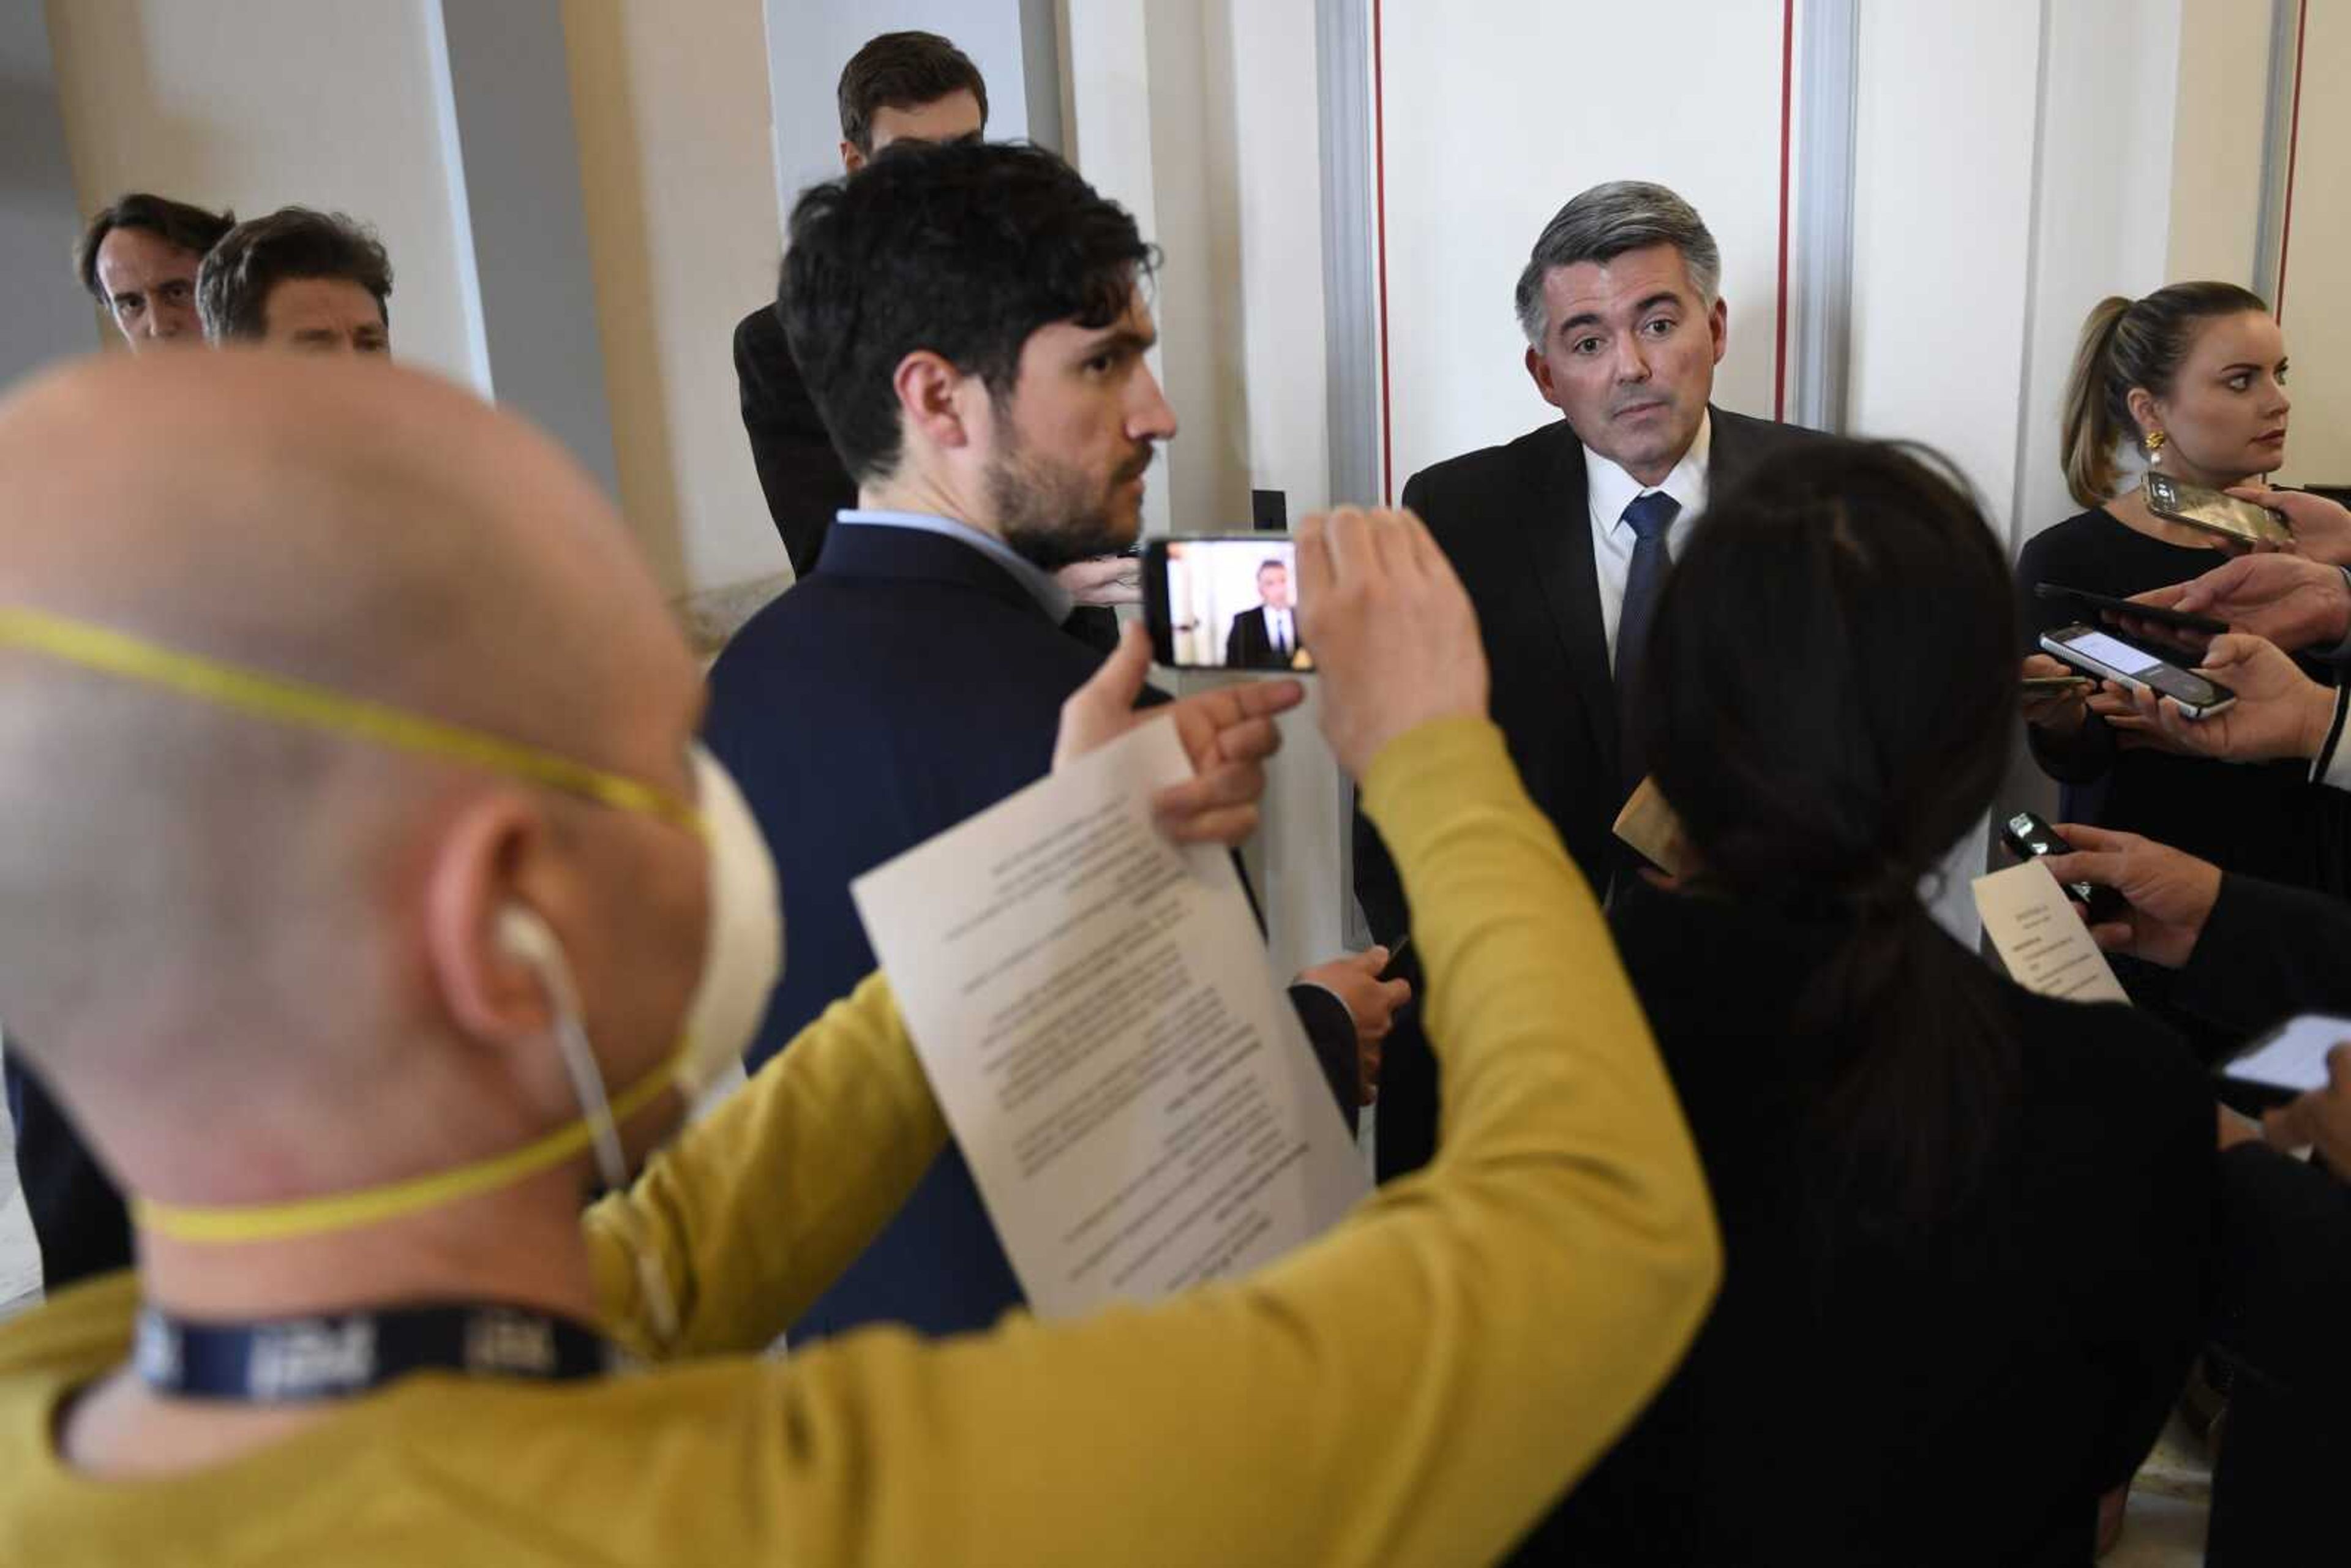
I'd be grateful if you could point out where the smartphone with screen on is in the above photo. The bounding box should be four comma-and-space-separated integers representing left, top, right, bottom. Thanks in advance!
2143, 473, 2293, 549
1143, 535, 1313, 672
2000, 808, 2126, 923
2031, 581, 2227, 639
2039, 624, 2236, 719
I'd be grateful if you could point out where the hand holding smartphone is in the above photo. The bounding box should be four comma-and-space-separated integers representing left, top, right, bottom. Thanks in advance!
2038, 625, 2236, 720
2143, 473, 2293, 549
2032, 582, 2226, 639
1999, 809, 2128, 923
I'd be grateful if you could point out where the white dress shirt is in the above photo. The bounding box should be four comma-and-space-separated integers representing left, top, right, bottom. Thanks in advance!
1264, 606, 1296, 655
1585, 411, 1712, 664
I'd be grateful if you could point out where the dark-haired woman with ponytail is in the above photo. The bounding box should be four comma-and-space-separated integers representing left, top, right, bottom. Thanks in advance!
2020, 286, 2328, 895
1518, 441, 2213, 1568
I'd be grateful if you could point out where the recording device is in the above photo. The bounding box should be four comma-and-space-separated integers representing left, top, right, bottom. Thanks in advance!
2223, 1013, 2351, 1098
2143, 473, 2292, 549
1998, 809, 2126, 923
1144, 535, 1313, 673
2031, 582, 2227, 639
2038, 625, 2237, 719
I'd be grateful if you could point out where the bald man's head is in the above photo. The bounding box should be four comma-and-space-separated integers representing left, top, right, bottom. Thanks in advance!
0, 353, 708, 1206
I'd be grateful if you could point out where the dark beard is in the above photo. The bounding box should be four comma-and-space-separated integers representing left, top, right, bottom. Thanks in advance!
986, 443, 1146, 571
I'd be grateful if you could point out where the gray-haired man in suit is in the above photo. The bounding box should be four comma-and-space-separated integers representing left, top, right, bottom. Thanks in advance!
1360, 181, 1825, 1179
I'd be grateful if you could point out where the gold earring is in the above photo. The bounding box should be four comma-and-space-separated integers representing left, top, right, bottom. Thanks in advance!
2145, 430, 2166, 466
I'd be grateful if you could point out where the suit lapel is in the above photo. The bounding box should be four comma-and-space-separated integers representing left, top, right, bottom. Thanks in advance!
1515, 426, 1618, 778
1701, 405, 1761, 500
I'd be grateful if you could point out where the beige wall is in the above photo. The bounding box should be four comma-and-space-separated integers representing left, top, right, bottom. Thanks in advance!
43, 0, 479, 388
44, 0, 789, 615
2275, 3, 2350, 484
563, 0, 789, 608
2163, 0, 2272, 287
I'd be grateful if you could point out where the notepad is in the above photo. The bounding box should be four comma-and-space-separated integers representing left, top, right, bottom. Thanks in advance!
1971, 860, 2129, 1005
852, 718, 1367, 1319
1613, 776, 1693, 879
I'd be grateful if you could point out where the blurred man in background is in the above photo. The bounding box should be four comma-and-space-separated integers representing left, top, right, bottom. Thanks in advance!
73, 192, 235, 352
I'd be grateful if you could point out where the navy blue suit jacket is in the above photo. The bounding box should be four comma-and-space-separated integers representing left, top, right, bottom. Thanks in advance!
703, 522, 1353, 1341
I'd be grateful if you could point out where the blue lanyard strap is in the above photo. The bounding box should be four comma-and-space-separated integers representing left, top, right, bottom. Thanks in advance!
135, 1302, 622, 1403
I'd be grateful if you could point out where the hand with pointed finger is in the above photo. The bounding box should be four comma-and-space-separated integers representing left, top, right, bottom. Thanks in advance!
2036, 823, 2222, 970
1298, 945, 1411, 1106
2133, 552, 2351, 653
2093, 633, 2337, 763
1054, 624, 1306, 847
2262, 1043, 2351, 1174
1293, 506, 1488, 778
2227, 482, 2351, 568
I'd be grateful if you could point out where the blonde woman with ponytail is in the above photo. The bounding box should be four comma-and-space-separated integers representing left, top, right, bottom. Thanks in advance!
2017, 285, 2337, 1033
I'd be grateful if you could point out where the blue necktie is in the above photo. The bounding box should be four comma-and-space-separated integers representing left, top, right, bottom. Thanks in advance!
1614, 490, 1681, 793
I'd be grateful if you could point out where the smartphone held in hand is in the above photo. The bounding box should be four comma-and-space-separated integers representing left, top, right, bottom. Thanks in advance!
1144, 535, 1314, 673
2143, 473, 2293, 549
2039, 625, 2236, 719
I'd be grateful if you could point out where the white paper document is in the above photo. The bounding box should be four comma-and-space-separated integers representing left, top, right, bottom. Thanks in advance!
1971, 860, 2130, 1005
2225, 1014, 2351, 1093
852, 719, 1368, 1320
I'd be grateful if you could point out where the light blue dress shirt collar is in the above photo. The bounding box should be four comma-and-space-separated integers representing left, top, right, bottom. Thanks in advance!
833, 508, 1075, 624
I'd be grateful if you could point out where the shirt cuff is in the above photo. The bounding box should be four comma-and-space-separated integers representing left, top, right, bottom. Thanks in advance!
2313, 686, 2351, 795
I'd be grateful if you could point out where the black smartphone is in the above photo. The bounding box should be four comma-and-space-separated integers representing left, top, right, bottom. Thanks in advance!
1377, 935, 1412, 983
2031, 582, 2225, 638
2039, 625, 2236, 719
1143, 535, 1312, 672
2000, 809, 2126, 923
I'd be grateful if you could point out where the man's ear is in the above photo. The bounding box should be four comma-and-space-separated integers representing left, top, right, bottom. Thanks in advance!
1708, 296, 1729, 366
839, 140, 866, 173
1525, 345, 1561, 410
892, 349, 974, 453
422, 792, 558, 1045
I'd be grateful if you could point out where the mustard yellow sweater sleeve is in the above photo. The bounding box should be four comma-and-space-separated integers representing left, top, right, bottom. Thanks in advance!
582, 970, 947, 1360
752, 717, 1720, 1566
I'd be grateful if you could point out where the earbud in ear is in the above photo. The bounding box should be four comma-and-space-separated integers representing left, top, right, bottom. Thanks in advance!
497, 904, 561, 969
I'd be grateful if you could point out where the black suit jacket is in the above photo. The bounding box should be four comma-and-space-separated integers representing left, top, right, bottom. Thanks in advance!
1223, 605, 1298, 670
1359, 406, 1827, 1179
3, 1054, 132, 1292
733, 302, 857, 581
702, 522, 1357, 1342
2174, 871, 2351, 1033
731, 301, 1124, 654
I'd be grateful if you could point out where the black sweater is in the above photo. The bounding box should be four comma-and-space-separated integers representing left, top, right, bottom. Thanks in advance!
1521, 884, 2216, 1568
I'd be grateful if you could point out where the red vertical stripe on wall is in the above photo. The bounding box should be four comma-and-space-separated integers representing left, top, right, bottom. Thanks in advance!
2275, 0, 2309, 321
